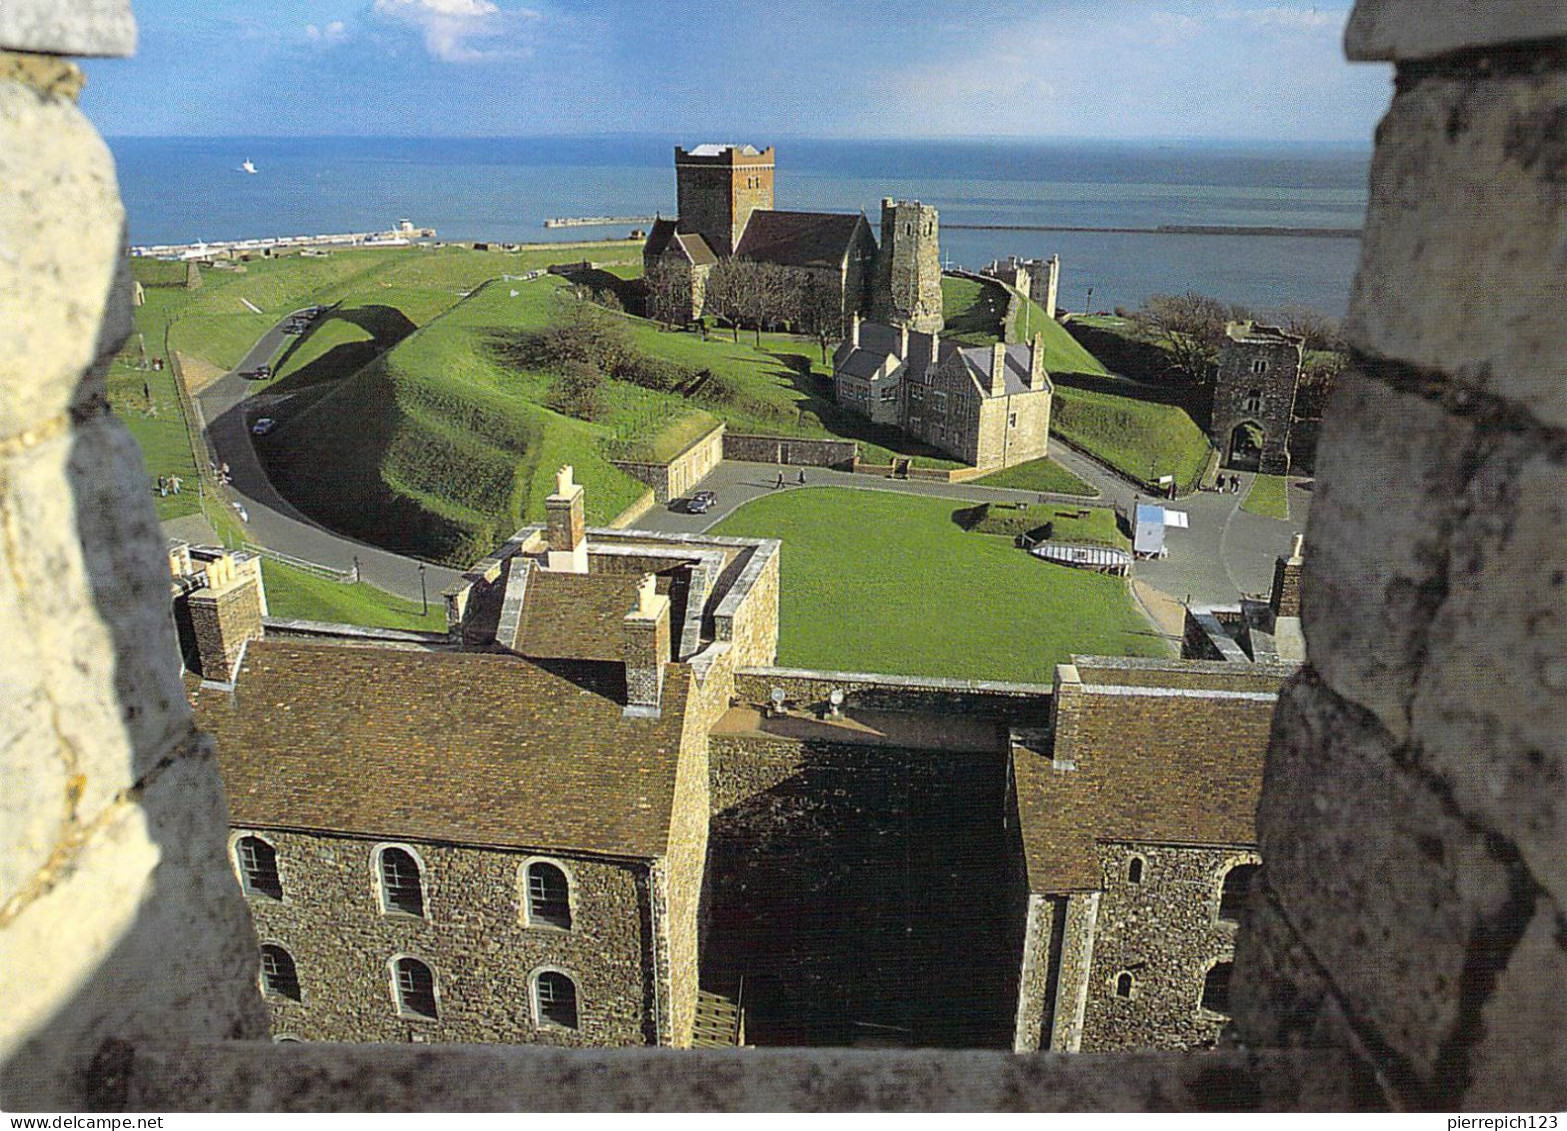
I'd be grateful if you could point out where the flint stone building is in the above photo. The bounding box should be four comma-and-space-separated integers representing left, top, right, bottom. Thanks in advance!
174, 472, 1304, 1053
1211, 321, 1304, 475
834, 319, 1055, 470
642, 145, 936, 334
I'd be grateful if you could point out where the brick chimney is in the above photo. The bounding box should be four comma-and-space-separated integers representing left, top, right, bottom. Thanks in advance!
545, 464, 588, 574
622, 573, 671, 717
990, 342, 1008, 397
185, 552, 266, 682
1029, 334, 1049, 391
1270, 533, 1305, 619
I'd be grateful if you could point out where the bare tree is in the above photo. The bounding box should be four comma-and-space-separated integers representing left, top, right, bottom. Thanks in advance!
797, 273, 846, 363
1132, 291, 1243, 385
1274, 303, 1344, 353
643, 261, 692, 329
704, 259, 752, 342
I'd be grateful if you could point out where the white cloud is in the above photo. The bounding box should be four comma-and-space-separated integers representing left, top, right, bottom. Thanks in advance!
368, 0, 540, 62
1221, 5, 1344, 32
305, 20, 349, 46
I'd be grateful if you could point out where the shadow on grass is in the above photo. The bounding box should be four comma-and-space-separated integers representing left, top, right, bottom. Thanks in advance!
269, 305, 419, 394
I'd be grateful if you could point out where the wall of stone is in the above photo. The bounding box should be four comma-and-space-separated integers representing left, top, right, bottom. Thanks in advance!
1080, 843, 1257, 1052
0, 11, 271, 1109
714, 542, 779, 669
705, 733, 1017, 1047
1046, 893, 1101, 1052
234, 829, 657, 1047
661, 702, 713, 1048
734, 667, 1054, 721
1210, 335, 1300, 475
1232, 8, 1567, 1111
612, 422, 725, 504
721, 433, 859, 469
1010, 894, 1058, 1053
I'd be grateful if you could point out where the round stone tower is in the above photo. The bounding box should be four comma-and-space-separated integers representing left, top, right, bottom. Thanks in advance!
871, 198, 943, 334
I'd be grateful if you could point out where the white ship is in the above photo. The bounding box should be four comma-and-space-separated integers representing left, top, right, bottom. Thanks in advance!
240, 159, 257, 175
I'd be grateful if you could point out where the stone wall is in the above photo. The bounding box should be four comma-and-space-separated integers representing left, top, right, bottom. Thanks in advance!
1231, 6, 1567, 1110
233, 828, 659, 1047
612, 421, 725, 504
1210, 331, 1301, 475
721, 433, 858, 469
713, 542, 779, 668
0, 6, 269, 1109
662, 699, 713, 1048
734, 667, 1054, 721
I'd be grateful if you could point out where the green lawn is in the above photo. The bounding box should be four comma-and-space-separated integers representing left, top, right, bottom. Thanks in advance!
711, 488, 1165, 681
971, 456, 1095, 496
1242, 473, 1290, 520
961, 501, 1127, 548
941, 276, 1006, 345
1051, 385, 1214, 493
261, 559, 447, 632
1004, 288, 1110, 376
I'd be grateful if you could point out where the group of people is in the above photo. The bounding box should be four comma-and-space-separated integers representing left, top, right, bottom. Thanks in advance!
774, 469, 807, 489
209, 459, 232, 486
1217, 473, 1244, 494
155, 474, 184, 496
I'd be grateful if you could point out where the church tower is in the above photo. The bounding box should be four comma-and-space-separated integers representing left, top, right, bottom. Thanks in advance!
673, 144, 775, 259
871, 199, 943, 333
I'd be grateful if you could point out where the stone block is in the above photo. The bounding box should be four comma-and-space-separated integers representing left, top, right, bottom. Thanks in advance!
1231, 883, 1364, 1059
1301, 369, 1474, 742
1257, 675, 1516, 1091
0, 0, 136, 57
0, 752, 266, 1109
0, 81, 128, 437
1344, 69, 1567, 430
1463, 894, 1567, 1111
1346, 0, 1567, 62
1409, 437, 1567, 907
1, 415, 194, 823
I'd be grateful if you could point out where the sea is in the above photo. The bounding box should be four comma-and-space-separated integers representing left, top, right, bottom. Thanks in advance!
108, 135, 1371, 318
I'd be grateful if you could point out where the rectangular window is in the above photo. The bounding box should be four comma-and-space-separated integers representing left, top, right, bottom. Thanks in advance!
1008, 412, 1018, 427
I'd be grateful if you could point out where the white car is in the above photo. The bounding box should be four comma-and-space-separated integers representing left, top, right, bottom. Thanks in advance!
251, 418, 277, 436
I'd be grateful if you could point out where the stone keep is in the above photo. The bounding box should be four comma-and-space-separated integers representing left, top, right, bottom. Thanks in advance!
871, 199, 943, 334
1210, 322, 1302, 475
673, 145, 774, 260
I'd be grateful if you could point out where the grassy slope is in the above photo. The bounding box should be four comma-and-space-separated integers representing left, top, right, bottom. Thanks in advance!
1051, 386, 1213, 492
712, 488, 1164, 681
261, 559, 447, 632
1242, 473, 1290, 519
971, 457, 1095, 496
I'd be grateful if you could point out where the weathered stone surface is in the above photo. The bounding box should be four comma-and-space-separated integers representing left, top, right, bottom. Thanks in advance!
118, 1042, 1377, 1112
1231, 884, 1364, 1060
2, 415, 196, 819
0, 0, 136, 57
0, 81, 129, 436
1344, 69, 1567, 430
1300, 370, 1474, 742
1410, 437, 1567, 906
1463, 894, 1567, 1110
0, 753, 267, 1110
1257, 675, 1516, 1093
1346, 0, 1567, 62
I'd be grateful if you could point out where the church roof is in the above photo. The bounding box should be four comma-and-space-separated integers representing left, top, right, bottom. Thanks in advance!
200, 641, 696, 860
1012, 660, 1284, 893
734, 210, 868, 270
643, 219, 717, 267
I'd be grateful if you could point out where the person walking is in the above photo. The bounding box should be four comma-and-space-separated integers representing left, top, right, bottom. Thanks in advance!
775, 471, 784, 490
797, 469, 806, 485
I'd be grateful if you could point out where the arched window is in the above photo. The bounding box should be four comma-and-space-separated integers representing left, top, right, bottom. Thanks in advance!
1219, 863, 1260, 923
1251, 358, 1269, 375
1202, 960, 1234, 1016
534, 970, 579, 1030
393, 956, 438, 1019
1126, 856, 1145, 884
1115, 972, 1134, 999
378, 847, 425, 917
525, 861, 572, 930
259, 945, 301, 1001
1244, 388, 1263, 413
236, 835, 283, 900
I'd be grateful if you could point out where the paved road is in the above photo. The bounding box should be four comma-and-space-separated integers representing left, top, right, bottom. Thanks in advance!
194, 311, 460, 604
636, 453, 1308, 610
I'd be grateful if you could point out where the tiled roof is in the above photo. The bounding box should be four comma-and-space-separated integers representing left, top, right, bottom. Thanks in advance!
513, 569, 676, 662
952, 343, 1039, 397
672, 233, 718, 266
734, 210, 868, 270
1013, 675, 1281, 893
643, 218, 677, 259
199, 641, 694, 859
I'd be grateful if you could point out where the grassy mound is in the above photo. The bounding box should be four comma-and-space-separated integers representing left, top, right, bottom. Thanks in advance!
712, 488, 1164, 681
959, 502, 1126, 548
1051, 385, 1213, 493
971, 456, 1095, 496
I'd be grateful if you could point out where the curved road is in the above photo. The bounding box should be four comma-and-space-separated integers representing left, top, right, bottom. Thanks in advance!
195, 312, 459, 604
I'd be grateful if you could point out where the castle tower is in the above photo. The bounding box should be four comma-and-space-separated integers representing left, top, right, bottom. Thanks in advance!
871, 199, 943, 334
1210, 322, 1303, 475
1036, 254, 1060, 317
673, 144, 775, 259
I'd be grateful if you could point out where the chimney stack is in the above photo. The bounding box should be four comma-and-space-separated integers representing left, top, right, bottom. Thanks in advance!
1270, 533, 1305, 619
898, 323, 909, 358
622, 573, 671, 717
850, 312, 861, 348
545, 465, 588, 574
990, 342, 1008, 397
1029, 334, 1049, 391
185, 551, 267, 682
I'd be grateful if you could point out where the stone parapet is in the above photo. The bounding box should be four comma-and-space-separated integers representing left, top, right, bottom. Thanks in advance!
0, 0, 136, 57
1345, 1, 1567, 62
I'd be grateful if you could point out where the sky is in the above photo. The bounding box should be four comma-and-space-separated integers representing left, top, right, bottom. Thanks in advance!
84, 0, 1392, 142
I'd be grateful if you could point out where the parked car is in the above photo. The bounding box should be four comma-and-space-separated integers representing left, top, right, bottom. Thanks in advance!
251, 418, 277, 436
254, 363, 272, 378
240, 369, 266, 381
687, 490, 717, 514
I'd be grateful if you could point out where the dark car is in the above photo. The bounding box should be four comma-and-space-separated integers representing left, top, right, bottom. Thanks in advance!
687, 490, 717, 514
